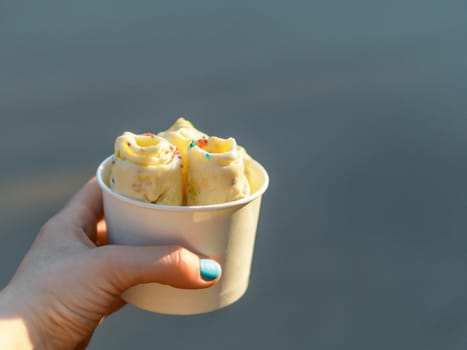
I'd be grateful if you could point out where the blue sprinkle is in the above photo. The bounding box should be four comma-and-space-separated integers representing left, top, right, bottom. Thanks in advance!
205, 153, 211, 160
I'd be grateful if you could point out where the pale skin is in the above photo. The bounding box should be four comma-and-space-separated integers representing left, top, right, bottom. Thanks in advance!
0, 178, 220, 349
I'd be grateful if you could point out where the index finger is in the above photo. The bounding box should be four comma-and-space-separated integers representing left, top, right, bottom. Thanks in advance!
61, 177, 103, 240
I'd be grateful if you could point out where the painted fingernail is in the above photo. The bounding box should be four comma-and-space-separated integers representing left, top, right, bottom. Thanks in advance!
199, 259, 221, 281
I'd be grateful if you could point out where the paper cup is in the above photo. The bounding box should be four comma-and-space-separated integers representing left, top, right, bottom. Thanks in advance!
96, 155, 269, 315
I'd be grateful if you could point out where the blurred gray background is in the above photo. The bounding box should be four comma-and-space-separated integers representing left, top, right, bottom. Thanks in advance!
1, 1, 467, 349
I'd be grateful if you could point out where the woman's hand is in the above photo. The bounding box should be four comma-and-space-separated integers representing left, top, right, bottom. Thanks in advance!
0, 178, 221, 349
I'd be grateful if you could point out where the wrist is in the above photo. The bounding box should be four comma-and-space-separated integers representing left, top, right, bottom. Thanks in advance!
0, 286, 45, 349
0, 318, 33, 349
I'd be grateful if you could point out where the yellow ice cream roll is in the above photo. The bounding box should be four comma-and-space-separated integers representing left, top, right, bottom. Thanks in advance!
158, 117, 208, 163
110, 131, 183, 205
158, 117, 208, 203
186, 136, 250, 205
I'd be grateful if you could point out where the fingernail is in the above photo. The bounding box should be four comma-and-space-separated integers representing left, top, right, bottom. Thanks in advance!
199, 259, 221, 281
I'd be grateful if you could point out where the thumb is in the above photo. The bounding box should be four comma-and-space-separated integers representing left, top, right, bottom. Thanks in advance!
94, 245, 222, 293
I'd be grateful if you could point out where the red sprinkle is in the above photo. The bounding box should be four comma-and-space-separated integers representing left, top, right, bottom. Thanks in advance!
197, 138, 208, 148
144, 132, 155, 137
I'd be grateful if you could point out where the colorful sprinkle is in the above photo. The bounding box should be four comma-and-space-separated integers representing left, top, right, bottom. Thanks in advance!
189, 140, 196, 148
127, 142, 131, 147
144, 132, 155, 137
197, 138, 208, 148
205, 153, 211, 160
111, 178, 115, 184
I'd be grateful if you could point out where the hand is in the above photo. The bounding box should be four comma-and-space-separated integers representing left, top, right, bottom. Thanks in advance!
0, 178, 221, 349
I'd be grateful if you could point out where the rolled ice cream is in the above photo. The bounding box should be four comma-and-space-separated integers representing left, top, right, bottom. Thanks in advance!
110, 131, 183, 205
110, 118, 253, 206
186, 136, 250, 205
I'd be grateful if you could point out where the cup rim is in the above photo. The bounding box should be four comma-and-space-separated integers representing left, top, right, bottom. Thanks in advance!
96, 155, 269, 212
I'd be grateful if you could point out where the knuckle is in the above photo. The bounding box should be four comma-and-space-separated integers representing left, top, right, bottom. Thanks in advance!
37, 216, 60, 239
165, 246, 193, 273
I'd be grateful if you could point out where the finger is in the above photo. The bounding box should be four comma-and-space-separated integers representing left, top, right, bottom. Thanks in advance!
61, 177, 103, 241
96, 219, 108, 246
105, 297, 126, 315
75, 332, 94, 350
94, 245, 222, 293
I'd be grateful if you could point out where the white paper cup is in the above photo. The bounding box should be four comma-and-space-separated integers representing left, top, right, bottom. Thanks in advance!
96, 155, 269, 315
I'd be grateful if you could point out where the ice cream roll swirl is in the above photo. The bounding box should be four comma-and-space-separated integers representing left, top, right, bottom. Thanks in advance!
158, 117, 208, 203
158, 117, 208, 165
186, 136, 250, 205
111, 131, 183, 205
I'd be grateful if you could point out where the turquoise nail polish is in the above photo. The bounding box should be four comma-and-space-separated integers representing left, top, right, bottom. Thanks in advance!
200, 259, 221, 281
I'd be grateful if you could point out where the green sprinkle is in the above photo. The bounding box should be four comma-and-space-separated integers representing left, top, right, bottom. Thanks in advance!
205, 153, 211, 160
189, 140, 196, 148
